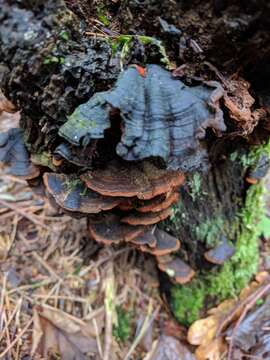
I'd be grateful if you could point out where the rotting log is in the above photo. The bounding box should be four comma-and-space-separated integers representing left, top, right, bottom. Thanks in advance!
0, 0, 270, 325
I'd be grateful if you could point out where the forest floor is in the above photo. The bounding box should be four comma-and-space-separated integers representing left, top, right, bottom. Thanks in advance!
0, 114, 270, 359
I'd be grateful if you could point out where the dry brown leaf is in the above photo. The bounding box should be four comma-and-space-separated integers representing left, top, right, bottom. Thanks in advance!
145, 335, 195, 360
187, 316, 218, 346
195, 338, 227, 360
32, 305, 98, 360
187, 274, 269, 360
223, 78, 266, 133
0, 89, 16, 115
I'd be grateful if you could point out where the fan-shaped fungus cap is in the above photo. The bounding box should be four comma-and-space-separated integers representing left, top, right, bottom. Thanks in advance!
157, 256, 195, 284
43, 173, 124, 214
121, 207, 172, 226
0, 128, 40, 179
81, 160, 184, 200
87, 213, 147, 245
204, 237, 235, 265
54, 142, 97, 168
136, 191, 179, 213
59, 64, 226, 171
130, 228, 156, 248
138, 228, 180, 256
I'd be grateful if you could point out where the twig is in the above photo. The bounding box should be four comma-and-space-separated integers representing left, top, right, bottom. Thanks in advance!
86, 304, 103, 360
2, 311, 12, 359
227, 281, 270, 360
32, 252, 62, 281
7, 278, 56, 295
5, 214, 18, 258
0, 317, 33, 358
124, 300, 160, 360
32, 294, 88, 303
0, 298, 22, 343
103, 262, 115, 360
0, 198, 50, 231
79, 248, 129, 277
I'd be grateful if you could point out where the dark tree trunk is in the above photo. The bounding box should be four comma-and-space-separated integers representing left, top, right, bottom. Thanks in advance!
0, 0, 269, 325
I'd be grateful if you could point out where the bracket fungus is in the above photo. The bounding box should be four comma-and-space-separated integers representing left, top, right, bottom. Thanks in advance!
43, 173, 124, 214
80, 160, 184, 200
137, 228, 181, 256
59, 64, 226, 171
0, 128, 40, 179
53, 142, 98, 168
121, 207, 172, 226
136, 191, 179, 213
87, 214, 147, 245
0, 63, 230, 287
204, 237, 235, 265
157, 256, 196, 285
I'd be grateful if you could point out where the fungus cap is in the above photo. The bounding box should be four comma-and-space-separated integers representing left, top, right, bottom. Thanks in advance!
59, 64, 226, 172
0, 128, 40, 179
43, 173, 124, 214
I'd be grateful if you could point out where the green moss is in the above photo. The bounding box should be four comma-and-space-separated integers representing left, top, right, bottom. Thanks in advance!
257, 215, 270, 238
187, 172, 207, 201
110, 35, 170, 68
65, 179, 82, 191
171, 140, 270, 326
171, 280, 205, 326
171, 141, 270, 325
31, 152, 56, 171
169, 201, 188, 232
43, 55, 65, 65
98, 14, 110, 27
195, 216, 226, 248
59, 30, 69, 41
113, 306, 132, 343
96, 3, 110, 27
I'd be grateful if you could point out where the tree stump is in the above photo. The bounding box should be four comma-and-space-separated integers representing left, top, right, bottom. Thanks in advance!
1, 0, 269, 325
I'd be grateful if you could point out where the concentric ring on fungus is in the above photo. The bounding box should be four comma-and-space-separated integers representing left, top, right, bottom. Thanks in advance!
80, 160, 184, 200
59, 64, 226, 172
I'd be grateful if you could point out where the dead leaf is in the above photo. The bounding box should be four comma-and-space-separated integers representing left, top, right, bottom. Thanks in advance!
195, 338, 227, 360
32, 305, 98, 360
0, 89, 16, 115
187, 274, 269, 360
145, 335, 195, 360
187, 316, 218, 346
223, 78, 266, 133
226, 294, 270, 352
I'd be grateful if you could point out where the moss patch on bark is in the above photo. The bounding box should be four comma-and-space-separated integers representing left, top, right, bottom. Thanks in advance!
170, 141, 270, 326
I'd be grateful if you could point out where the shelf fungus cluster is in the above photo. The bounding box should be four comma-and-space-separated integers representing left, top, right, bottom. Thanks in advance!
0, 64, 230, 285
42, 160, 196, 284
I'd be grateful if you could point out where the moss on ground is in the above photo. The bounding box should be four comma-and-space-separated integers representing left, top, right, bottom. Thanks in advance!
171, 141, 270, 326
113, 306, 132, 343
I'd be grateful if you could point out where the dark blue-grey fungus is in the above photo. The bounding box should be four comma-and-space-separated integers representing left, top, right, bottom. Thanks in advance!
59, 64, 226, 171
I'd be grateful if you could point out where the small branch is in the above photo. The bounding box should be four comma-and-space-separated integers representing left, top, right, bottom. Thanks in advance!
0, 317, 33, 358
0, 198, 51, 231
124, 300, 160, 360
